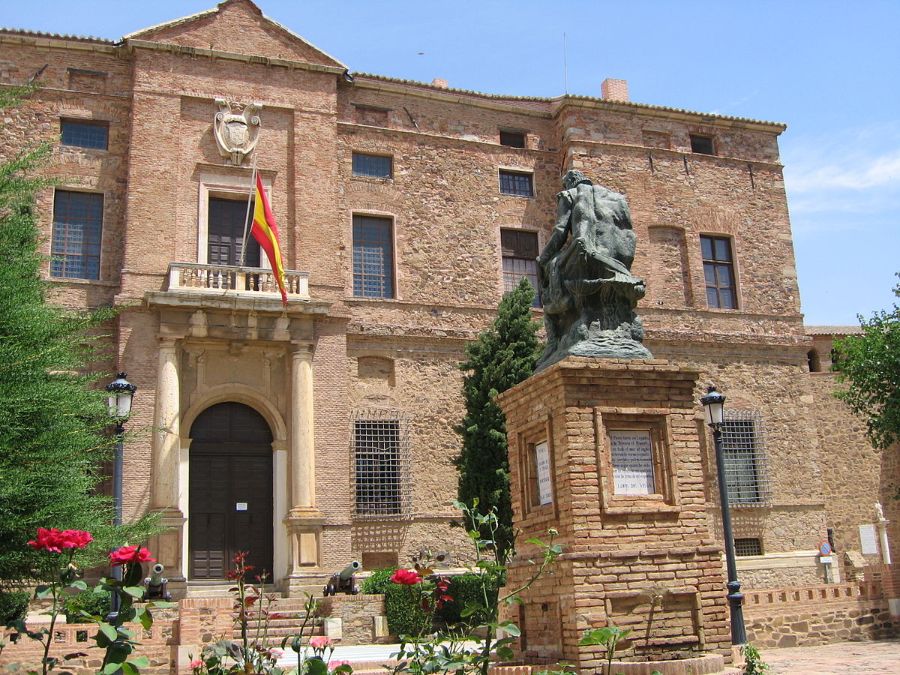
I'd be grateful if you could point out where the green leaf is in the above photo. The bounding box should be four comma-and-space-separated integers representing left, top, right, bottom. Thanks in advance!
306, 656, 328, 675
137, 609, 152, 631
120, 663, 138, 675
496, 646, 515, 660
129, 655, 150, 668
34, 585, 52, 600
102, 663, 123, 674
70, 580, 88, 591
123, 586, 145, 599
98, 623, 118, 642
499, 621, 521, 637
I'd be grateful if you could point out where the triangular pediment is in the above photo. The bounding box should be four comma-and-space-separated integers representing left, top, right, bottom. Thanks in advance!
125, 0, 346, 69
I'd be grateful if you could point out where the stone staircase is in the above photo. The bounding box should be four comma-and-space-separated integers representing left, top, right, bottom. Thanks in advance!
230, 595, 326, 648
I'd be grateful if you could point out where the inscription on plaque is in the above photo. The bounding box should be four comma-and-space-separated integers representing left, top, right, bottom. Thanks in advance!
535, 441, 553, 505
609, 430, 655, 495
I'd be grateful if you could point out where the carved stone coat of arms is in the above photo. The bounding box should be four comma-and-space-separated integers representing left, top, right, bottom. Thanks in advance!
213, 98, 262, 165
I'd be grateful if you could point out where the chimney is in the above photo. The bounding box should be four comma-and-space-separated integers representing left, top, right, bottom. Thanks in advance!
431, 77, 449, 89
601, 78, 629, 102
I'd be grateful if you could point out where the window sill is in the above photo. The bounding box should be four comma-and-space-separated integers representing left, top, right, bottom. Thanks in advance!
498, 192, 535, 199
47, 276, 118, 288
351, 175, 394, 184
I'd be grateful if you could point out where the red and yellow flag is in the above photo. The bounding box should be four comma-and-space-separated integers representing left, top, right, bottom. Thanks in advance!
251, 173, 288, 305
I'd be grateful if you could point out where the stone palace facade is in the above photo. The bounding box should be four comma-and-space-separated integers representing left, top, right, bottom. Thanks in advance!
1, 0, 896, 597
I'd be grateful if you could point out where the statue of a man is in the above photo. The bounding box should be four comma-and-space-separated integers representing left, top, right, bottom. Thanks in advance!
536, 170, 651, 370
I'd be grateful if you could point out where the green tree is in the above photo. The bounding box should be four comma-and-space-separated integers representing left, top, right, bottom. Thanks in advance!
456, 278, 541, 557
832, 274, 900, 450
0, 87, 154, 589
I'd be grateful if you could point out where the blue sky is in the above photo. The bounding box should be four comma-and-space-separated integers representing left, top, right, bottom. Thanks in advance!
4, 0, 897, 325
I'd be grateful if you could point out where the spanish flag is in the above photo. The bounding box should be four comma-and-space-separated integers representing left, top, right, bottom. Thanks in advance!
251, 173, 288, 305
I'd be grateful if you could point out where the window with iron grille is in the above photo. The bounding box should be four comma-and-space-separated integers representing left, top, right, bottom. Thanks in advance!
499, 170, 534, 197
61, 119, 109, 150
690, 134, 715, 155
720, 411, 770, 507
352, 152, 393, 179
734, 538, 763, 557
352, 413, 411, 518
701, 235, 738, 309
501, 229, 541, 307
499, 130, 526, 148
51, 190, 103, 279
352, 215, 394, 298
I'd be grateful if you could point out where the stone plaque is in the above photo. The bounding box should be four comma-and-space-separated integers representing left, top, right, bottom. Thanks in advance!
610, 430, 655, 495
859, 524, 878, 555
535, 441, 553, 505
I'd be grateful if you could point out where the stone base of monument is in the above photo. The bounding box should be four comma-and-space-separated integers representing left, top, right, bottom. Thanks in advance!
497, 357, 733, 671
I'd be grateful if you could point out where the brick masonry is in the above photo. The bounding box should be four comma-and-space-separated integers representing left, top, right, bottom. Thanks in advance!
0, 0, 896, 612
498, 358, 732, 669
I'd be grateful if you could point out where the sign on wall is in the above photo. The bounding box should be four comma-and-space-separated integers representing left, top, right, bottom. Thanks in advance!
609, 430, 655, 495
859, 524, 878, 555
535, 441, 553, 505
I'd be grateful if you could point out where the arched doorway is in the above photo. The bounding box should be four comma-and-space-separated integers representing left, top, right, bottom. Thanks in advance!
189, 402, 273, 579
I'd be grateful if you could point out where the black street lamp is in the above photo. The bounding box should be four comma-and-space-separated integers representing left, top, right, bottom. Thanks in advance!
700, 384, 747, 646
106, 372, 136, 619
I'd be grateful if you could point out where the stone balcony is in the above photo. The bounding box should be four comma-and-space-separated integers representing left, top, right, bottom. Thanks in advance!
166, 262, 310, 300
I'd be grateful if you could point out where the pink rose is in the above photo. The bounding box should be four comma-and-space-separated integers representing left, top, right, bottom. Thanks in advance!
27, 528, 93, 553
309, 636, 333, 650
109, 545, 155, 566
189, 657, 204, 669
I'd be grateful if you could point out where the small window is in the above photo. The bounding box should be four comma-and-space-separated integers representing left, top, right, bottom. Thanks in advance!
352, 153, 393, 179
500, 130, 526, 148
61, 119, 108, 150
352, 415, 410, 518
734, 538, 763, 557
352, 215, 394, 298
501, 229, 540, 306
51, 190, 103, 279
807, 349, 822, 373
701, 235, 738, 309
720, 411, 769, 507
499, 170, 534, 197
690, 134, 715, 155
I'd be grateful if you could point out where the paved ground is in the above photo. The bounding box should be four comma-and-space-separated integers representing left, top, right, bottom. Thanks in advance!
761, 639, 900, 674
278, 640, 900, 673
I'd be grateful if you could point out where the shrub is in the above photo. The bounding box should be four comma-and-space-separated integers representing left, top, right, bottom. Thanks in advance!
435, 573, 499, 627
384, 583, 430, 637
64, 588, 111, 624
0, 590, 29, 624
360, 567, 394, 595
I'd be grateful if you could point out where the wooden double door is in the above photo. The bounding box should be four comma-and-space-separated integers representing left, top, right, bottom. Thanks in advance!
189, 402, 273, 580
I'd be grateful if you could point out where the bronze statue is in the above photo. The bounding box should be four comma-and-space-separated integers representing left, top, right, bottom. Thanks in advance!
536, 169, 651, 370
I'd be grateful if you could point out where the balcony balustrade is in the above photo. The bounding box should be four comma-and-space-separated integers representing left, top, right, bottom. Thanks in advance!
166, 262, 309, 301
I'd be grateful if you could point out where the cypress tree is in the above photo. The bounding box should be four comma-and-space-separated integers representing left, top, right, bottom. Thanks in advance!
0, 87, 154, 586
456, 278, 541, 557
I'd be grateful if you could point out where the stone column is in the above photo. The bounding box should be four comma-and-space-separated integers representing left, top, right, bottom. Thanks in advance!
285, 343, 324, 591
149, 338, 186, 585
291, 344, 316, 513
152, 339, 181, 510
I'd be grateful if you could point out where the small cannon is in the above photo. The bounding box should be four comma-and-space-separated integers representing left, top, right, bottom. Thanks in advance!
323, 561, 361, 596
144, 562, 172, 601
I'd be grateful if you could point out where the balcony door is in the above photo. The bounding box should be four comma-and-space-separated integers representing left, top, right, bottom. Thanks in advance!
208, 197, 260, 267
189, 402, 273, 580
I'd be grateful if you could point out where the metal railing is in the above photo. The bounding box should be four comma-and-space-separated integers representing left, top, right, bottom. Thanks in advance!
166, 262, 309, 300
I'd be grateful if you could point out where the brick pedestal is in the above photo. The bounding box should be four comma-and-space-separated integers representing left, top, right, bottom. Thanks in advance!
498, 358, 732, 671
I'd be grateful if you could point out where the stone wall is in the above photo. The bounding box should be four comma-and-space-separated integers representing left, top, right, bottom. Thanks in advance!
318, 594, 385, 645
744, 580, 896, 648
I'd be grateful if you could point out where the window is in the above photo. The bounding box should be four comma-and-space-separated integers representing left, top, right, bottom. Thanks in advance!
501, 229, 540, 306
208, 197, 259, 267
701, 235, 737, 309
61, 119, 108, 150
690, 134, 715, 155
352, 415, 410, 517
51, 190, 103, 279
720, 411, 769, 507
734, 538, 763, 557
500, 130, 526, 148
352, 152, 393, 179
353, 215, 394, 298
499, 170, 534, 197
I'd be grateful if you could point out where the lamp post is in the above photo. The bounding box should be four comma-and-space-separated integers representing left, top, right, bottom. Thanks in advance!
700, 384, 747, 646
106, 372, 136, 619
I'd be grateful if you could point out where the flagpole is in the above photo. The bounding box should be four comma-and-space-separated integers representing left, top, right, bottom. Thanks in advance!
239, 152, 259, 268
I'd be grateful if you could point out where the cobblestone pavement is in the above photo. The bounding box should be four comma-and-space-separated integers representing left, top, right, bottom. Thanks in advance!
761, 639, 900, 674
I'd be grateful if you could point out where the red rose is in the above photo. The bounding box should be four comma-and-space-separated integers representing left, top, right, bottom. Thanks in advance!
109, 545, 155, 566
27, 528, 93, 553
390, 568, 422, 585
